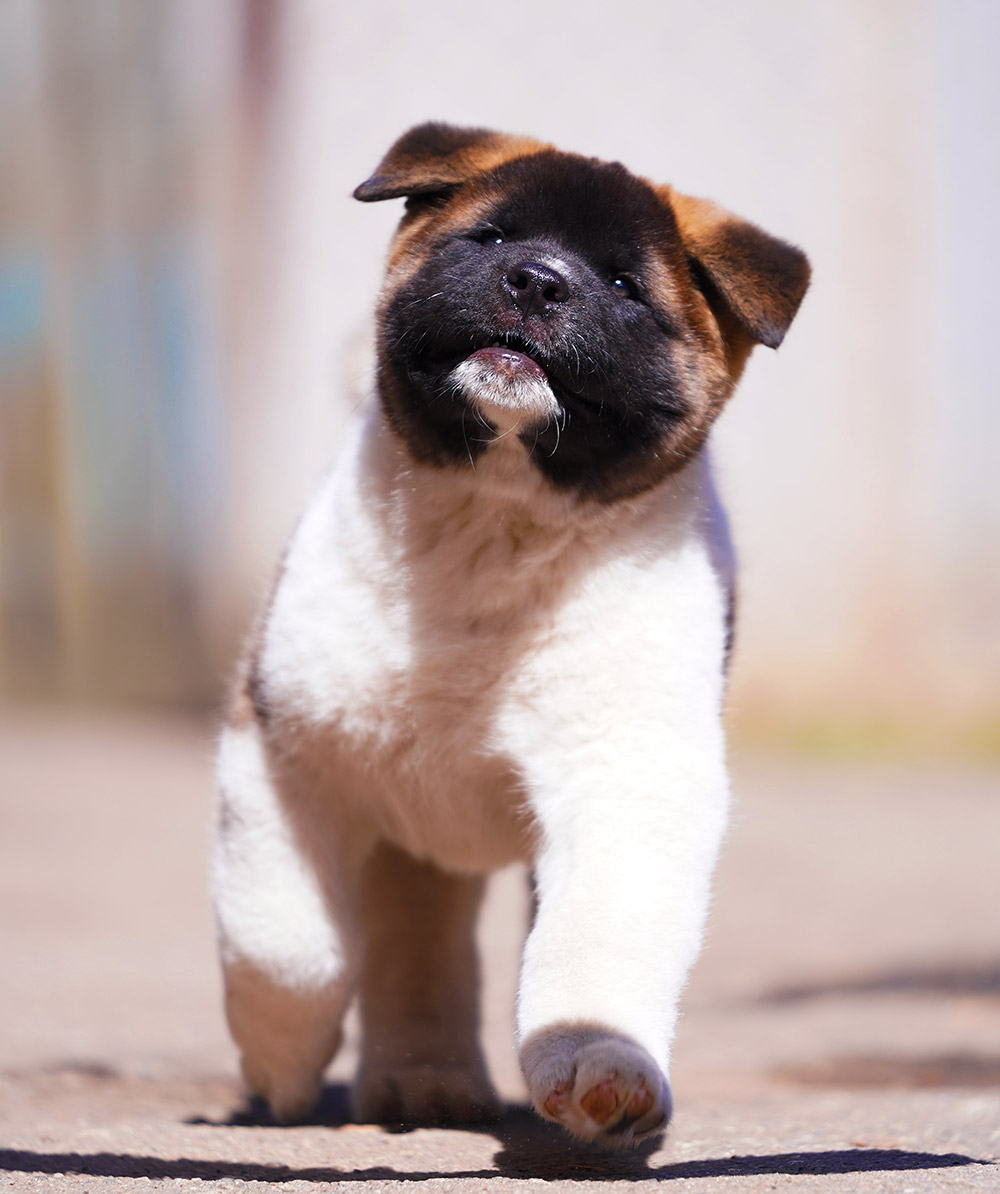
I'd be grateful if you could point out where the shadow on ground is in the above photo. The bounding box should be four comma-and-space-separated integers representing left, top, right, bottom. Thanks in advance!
761, 961, 1000, 1004
773, 1052, 1000, 1090
0, 1083, 959, 1184
0, 1142, 986, 1184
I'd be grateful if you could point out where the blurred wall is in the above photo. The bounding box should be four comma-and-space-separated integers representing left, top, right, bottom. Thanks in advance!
1, 0, 997, 736
0, 0, 241, 703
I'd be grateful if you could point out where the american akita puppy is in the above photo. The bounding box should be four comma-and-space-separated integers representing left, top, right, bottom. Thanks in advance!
213, 123, 809, 1147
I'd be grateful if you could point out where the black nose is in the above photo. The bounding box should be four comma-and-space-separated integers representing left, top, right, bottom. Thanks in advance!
504, 261, 570, 316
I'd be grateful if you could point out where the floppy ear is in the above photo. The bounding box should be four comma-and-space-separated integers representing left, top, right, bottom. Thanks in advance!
668, 190, 810, 349
353, 122, 545, 203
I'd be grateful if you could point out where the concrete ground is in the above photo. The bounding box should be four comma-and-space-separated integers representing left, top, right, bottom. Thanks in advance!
1, 708, 998, 1192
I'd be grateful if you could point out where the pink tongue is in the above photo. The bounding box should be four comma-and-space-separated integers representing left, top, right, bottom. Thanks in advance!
469, 346, 546, 380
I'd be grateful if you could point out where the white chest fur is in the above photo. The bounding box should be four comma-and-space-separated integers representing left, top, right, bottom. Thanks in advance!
257, 408, 733, 872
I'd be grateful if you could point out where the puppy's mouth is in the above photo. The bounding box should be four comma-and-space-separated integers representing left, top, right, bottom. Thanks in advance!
426, 333, 599, 415
443, 336, 562, 428
464, 344, 547, 382
424, 332, 544, 374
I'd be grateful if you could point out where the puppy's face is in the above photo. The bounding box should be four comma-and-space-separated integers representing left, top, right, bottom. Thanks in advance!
356, 125, 810, 502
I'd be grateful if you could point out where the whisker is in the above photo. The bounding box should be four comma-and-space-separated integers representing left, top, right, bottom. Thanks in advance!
461, 408, 476, 470
546, 410, 562, 457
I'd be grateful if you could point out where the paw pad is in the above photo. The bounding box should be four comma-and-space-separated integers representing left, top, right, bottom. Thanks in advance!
521, 1026, 671, 1147
543, 1082, 568, 1118
624, 1076, 654, 1121
579, 1076, 620, 1125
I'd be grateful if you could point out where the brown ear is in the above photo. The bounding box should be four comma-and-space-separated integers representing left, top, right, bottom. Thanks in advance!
668, 190, 811, 349
353, 122, 545, 203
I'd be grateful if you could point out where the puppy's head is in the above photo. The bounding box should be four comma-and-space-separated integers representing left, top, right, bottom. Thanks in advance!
356, 123, 810, 502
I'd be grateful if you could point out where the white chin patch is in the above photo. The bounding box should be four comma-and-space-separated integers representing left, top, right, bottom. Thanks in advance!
450, 354, 560, 435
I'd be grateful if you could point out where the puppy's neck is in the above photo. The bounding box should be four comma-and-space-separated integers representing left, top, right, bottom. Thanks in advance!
359, 406, 707, 572
368, 406, 621, 529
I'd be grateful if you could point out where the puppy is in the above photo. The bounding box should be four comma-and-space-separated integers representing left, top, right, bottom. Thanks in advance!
212, 123, 809, 1146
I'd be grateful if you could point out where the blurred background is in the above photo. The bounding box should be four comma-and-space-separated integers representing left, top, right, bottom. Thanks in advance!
1, 0, 998, 744
2, 4, 999, 1169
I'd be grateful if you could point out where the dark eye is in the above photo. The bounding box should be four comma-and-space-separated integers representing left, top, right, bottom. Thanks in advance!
471, 226, 505, 246
611, 275, 639, 299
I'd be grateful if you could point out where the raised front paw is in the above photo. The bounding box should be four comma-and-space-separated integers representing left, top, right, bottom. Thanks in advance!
520, 1024, 671, 1147
352, 1059, 501, 1126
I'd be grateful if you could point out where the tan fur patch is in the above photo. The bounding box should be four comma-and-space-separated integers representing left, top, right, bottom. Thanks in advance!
356, 126, 548, 201
663, 185, 810, 354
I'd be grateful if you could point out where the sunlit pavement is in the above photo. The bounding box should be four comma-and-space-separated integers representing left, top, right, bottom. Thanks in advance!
1, 709, 998, 1191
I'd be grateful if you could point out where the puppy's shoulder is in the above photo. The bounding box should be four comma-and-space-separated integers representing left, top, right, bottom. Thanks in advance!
244, 412, 407, 725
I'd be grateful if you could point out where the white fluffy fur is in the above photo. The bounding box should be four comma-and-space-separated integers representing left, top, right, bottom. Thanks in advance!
213, 397, 734, 1140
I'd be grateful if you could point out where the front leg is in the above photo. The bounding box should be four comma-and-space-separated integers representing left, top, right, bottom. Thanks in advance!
500, 505, 733, 1147
516, 736, 728, 1145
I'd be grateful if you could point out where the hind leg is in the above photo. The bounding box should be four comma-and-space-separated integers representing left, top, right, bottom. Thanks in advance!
352, 841, 499, 1125
212, 719, 371, 1122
